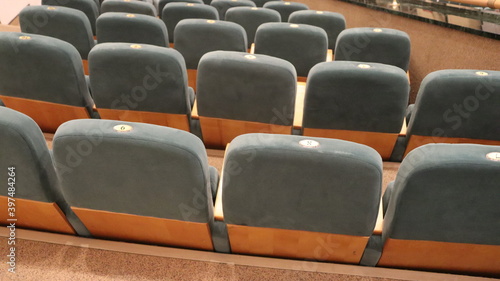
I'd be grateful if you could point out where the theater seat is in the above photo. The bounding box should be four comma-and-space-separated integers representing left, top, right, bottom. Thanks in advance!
97, 12, 169, 47
157, 0, 204, 17
0, 107, 89, 236
263, 1, 308, 22
217, 133, 382, 263
162, 3, 219, 45
43, 0, 99, 35
335, 27, 411, 72
289, 10, 345, 51
53, 119, 227, 251
94, 0, 101, 11
195, 51, 296, 148
0, 32, 95, 133
225, 6, 281, 50
250, 0, 278, 7
403, 69, 500, 157
89, 42, 194, 132
254, 22, 327, 79
19, 5, 95, 74
174, 19, 247, 91
372, 143, 500, 277
210, 0, 256, 20
101, 0, 157, 16
300, 61, 409, 160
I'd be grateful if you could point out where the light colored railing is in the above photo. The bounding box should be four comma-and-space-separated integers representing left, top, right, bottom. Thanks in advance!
449, 0, 499, 8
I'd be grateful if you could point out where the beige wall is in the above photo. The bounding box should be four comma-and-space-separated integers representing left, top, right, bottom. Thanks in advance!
299, 0, 500, 103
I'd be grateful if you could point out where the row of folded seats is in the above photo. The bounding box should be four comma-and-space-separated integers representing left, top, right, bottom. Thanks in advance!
18, 1, 409, 81
39, 0, 311, 22
0, 31, 498, 161
0, 106, 499, 277
36, 0, 316, 32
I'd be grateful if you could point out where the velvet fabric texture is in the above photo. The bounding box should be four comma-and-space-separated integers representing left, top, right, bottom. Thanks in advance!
210, 0, 256, 20
289, 10, 346, 50
222, 133, 382, 236
174, 19, 247, 69
53, 119, 228, 248
197, 51, 296, 125
43, 0, 99, 35
0, 107, 90, 236
101, 0, 157, 17
162, 3, 219, 43
406, 69, 500, 141
303, 61, 409, 133
0, 107, 60, 202
53, 119, 216, 223
383, 143, 500, 245
263, 1, 308, 22
20, 5, 95, 60
0, 32, 94, 114
225, 7, 281, 48
250, 0, 279, 7
97, 12, 169, 47
255, 22, 327, 77
335, 27, 411, 72
89, 42, 192, 114
157, 0, 204, 16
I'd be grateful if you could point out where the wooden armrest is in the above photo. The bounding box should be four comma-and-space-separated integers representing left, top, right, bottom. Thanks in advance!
406, 70, 410, 84
373, 198, 384, 235
0, 24, 21, 32
249, 43, 255, 54
214, 174, 224, 221
191, 99, 199, 120
399, 117, 407, 136
293, 81, 306, 130
214, 143, 230, 221
327, 49, 333, 62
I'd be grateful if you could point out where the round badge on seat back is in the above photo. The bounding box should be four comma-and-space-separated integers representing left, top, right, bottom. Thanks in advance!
486, 152, 500, 162
113, 124, 133, 133
299, 139, 320, 148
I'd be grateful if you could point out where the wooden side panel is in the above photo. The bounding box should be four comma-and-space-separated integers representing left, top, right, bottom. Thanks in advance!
0, 95, 90, 133
404, 135, 500, 157
327, 49, 333, 62
187, 69, 197, 92
293, 82, 306, 129
213, 145, 230, 222
303, 128, 398, 160
199, 116, 292, 148
82, 59, 89, 75
378, 238, 500, 276
297, 76, 307, 83
97, 108, 190, 131
0, 196, 76, 235
72, 207, 214, 250
227, 224, 369, 264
